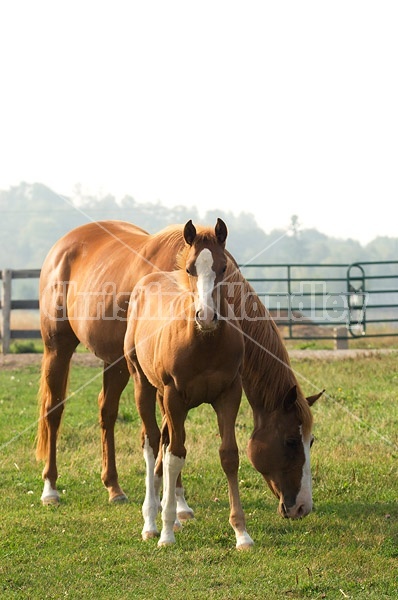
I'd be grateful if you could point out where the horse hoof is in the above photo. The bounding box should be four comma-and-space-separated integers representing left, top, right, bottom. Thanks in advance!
236, 542, 254, 551
142, 530, 159, 540
236, 532, 254, 550
177, 510, 194, 522
109, 493, 128, 504
173, 519, 182, 532
158, 540, 175, 548
41, 495, 60, 506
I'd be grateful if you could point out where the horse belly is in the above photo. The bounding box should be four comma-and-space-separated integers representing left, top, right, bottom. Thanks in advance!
75, 319, 127, 364
67, 288, 130, 363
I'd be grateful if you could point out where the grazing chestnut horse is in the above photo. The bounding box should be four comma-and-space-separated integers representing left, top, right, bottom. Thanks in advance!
37, 218, 323, 523
123, 219, 253, 548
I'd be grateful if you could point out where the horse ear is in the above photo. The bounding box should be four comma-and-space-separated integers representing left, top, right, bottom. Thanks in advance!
283, 385, 297, 411
215, 218, 228, 245
306, 389, 325, 406
183, 220, 197, 245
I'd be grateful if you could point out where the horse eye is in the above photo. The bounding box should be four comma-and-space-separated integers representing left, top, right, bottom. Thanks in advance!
186, 268, 191, 275
285, 438, 299, 449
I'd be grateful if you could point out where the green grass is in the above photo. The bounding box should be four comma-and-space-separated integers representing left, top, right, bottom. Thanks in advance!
0, 356, 397, 599
7, 340, 95, 354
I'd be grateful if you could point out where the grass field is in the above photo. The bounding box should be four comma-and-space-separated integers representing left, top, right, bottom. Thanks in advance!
0, 354, 397, 599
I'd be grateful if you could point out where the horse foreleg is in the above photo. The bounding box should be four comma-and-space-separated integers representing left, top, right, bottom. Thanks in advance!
99, 362, 130, 503
128, 366, 162, 539
158, 386, 187, 547
157, 394, 194, 522
142, 436, 161, 539
140, 387, 162, 539
213, 380, 254, 550
159, 446, 185, 546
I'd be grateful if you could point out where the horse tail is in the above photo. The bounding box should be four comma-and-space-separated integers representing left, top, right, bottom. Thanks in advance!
36, 363, 50, 461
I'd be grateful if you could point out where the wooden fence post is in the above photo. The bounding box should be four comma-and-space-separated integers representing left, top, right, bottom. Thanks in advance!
1, 269, 12, 354
333, 326, 349, 350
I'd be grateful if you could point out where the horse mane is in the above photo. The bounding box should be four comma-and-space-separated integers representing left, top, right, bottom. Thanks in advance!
225, 265, 313, 434
150, 224, 185, 259
151, 225, 220, 291
152, 224, 219, 258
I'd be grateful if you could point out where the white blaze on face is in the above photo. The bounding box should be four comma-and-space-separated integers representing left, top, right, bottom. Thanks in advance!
294, 426, 313, 515
194, 248, 216, 325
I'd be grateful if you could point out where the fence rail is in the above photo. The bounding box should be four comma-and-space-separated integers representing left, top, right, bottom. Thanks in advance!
239, 260, 398, 342
1, 262, 398, 353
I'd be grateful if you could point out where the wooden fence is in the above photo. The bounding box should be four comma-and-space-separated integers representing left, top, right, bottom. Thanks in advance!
1, 269, 41, 353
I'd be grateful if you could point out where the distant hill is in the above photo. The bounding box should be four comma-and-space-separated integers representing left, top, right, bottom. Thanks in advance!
1, 182, 398, 270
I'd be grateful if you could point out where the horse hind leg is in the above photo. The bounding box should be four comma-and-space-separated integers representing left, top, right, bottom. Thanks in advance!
176, 474, 194, 522
99, 362, 131, 503
36, 339, 77, 505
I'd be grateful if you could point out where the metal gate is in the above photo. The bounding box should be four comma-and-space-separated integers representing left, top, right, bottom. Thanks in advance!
240, 260, 398, 340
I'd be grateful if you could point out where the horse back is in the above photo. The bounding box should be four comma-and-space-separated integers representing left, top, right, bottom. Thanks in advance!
39, 221, 150, 362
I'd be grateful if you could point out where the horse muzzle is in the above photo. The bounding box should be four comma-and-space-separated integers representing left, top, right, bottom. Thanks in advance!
278, 499, 313, 519
195, 309, 219, 331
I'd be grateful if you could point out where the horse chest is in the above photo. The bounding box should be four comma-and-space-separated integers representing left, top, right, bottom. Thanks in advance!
184, 373, 238, 406
165, 338, 242, 405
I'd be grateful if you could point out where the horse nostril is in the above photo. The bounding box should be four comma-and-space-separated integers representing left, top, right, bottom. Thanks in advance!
212, 313, 218, 322
296, 504, 305, 518
195, 310, 201, 320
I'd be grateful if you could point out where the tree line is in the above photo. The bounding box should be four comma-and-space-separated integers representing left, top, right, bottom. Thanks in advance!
1, 182, 398, 272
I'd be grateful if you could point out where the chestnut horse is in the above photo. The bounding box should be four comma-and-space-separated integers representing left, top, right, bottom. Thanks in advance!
37, 219, 323, 522
124, 219, 252, 548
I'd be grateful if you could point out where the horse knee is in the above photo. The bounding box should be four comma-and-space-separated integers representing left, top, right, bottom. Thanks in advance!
219, 447, 239, 474
98, 398, 118, 428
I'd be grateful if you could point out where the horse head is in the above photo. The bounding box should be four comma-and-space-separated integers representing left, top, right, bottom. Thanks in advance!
182, 218, 228, 331
247, 386, 324, 519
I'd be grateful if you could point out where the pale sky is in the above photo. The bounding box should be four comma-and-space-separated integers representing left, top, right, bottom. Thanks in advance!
1, 1, 397, 244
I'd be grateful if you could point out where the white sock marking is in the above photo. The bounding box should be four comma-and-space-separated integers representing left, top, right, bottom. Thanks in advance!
142, 436, 159, 538
176, 486, 194, 519
159, 449, 185, 546
41, 478, 60, 503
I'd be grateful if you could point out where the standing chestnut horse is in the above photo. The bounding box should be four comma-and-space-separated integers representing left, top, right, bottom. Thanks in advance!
37, 219, 322, 523
124, 219, 252, 548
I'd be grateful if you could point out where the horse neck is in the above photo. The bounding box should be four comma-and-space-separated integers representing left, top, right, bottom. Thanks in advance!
243, 321, 294, 402
229, 275, 297, 413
